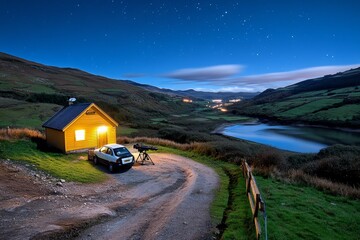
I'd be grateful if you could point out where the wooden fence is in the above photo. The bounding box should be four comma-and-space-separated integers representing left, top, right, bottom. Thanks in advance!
242, 161, 267, 240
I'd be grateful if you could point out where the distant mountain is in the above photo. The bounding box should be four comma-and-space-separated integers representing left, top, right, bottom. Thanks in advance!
229, 67, 360, 127
124, 80, 259, 100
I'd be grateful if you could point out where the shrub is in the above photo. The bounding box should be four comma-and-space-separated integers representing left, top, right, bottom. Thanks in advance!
302, 154, 360, 187
158, 127, 207, 144
287, 153, 315, 168
251, 147, 286, 170
317, 144, 360, 158
158, 128, 189, 143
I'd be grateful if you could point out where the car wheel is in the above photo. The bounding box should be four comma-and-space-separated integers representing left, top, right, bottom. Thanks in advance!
93, 156, 98, 165
108, 163, 114, 173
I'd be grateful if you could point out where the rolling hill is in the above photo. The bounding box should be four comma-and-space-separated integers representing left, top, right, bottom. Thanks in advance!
0, 52, 197, 129
229, 67, 360, 127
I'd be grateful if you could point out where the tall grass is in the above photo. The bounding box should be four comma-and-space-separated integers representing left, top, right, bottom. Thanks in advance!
118, 136, 215, 155
0, 127, 44, 140
287, 170, 360, 199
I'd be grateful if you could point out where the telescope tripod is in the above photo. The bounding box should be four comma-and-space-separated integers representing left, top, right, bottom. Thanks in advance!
136, 150, 155, 165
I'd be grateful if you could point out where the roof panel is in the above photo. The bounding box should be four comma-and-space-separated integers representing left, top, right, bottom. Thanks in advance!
42, 103, 92, 130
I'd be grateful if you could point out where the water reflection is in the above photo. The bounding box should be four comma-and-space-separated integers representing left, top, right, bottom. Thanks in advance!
222, 122, 360, 153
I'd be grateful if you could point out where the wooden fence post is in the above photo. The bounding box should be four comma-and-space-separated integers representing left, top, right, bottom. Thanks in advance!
242, 160, 267, 240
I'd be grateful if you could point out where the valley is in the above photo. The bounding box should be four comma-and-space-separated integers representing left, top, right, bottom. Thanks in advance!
0, 52, 360, 239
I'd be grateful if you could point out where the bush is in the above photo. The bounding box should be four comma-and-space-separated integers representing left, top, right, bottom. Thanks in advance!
317, 144, 360, 158
158, 128, 189, 143
251, 147, 286, 170
287, 153, 315, 168
158, 127, 207, 144
302, 154, 360, 187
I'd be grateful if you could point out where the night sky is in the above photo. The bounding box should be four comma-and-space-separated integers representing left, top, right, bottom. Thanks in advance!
1, 0, 360, 92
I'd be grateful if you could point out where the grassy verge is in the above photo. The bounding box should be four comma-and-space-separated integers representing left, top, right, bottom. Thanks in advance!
0, 140, 107, 183
157, 146, 255, 239
256, 176, 360, 240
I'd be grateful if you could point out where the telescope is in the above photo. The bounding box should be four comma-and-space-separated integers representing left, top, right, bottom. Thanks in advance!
133, 143, 158, 152
133, 143, 157, 165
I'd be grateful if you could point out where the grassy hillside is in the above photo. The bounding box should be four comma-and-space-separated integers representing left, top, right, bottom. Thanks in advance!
230, 68, 360, 127
256, 176, 360, 240
0, 52, 198, 129
0, 52, 253, 142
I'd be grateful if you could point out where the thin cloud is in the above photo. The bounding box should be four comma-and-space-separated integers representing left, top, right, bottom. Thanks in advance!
217, 86, 260, 93
125, 64, 360, 93
231, 64, 360, 85
162, 64, 244, 81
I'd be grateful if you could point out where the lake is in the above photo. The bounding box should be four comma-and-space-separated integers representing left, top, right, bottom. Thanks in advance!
221, 122, 360, 153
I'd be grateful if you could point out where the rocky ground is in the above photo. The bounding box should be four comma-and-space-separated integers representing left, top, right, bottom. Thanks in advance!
0, 152, 219, 240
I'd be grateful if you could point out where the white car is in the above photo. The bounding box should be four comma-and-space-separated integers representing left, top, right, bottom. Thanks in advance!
93, 144, 135, 173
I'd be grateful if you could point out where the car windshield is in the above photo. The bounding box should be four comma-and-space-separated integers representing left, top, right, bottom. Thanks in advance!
113, 147, 130, 156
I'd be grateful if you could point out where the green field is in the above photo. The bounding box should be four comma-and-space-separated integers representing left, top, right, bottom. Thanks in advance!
257, 176, 360, 240
239, 86, 360, 126
310, 104, 360, 121
276, 99, 343, 118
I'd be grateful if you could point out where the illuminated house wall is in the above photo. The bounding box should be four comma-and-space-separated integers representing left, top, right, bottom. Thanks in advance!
43, 103, 118, 153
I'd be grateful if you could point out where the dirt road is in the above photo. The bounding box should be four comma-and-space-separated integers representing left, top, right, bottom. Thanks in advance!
0, 152, 219, 240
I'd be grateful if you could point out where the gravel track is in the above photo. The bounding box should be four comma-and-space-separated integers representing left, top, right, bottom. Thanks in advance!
0, 152, 219, 240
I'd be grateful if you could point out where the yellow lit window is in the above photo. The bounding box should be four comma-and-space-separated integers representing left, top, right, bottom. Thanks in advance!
75, 130, 85, 141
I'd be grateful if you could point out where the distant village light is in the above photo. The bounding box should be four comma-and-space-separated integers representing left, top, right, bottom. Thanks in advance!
212, 99, 222, 103
183, 98, 193, 103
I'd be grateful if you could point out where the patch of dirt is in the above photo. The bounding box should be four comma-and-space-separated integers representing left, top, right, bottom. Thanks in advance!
0, 152, 219, 240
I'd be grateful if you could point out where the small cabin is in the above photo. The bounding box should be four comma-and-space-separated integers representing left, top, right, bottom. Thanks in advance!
42, 103, 118, 153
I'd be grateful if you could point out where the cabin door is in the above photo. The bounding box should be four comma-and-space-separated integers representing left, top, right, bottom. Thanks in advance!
97, 126, 108, 147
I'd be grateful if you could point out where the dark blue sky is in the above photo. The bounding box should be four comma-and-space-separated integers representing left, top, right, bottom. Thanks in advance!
1, 0, 360, 92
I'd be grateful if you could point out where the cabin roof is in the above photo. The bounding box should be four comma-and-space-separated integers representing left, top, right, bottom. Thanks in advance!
42, 103, 93, 130
42, 102, 118, 131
